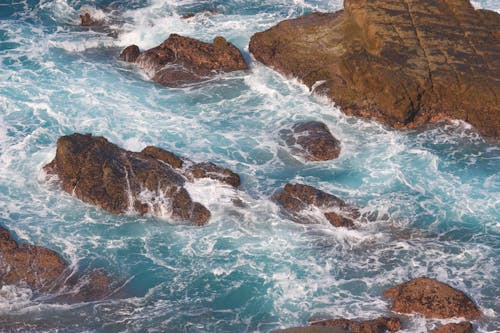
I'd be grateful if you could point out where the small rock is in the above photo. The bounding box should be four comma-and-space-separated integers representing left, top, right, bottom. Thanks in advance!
311, 316, 401, 333
384, 277, 481, 319
287, 121, 341, 161
141, 146, 183, 169
119, 45, 141, 63
430, 322, 473, 333
187, 162, 241, 187
80, 12, 95, 26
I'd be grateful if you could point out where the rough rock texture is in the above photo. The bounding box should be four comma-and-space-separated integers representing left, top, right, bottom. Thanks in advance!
119, 45, 141, 63
311, 317, 401, 333
281, 121, 341, 161
430, 322, 473, 333
249, 0, 500, 138
120, 34, 248, 87
384, 277, 481, 319
44, 134, 240, 225
186, 162, 241, 187
273, 183, 359, 227
0, 226, 111, 301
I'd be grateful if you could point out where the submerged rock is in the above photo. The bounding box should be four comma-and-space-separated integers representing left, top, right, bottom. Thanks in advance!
44, 134, 241, 225
249, 0, 500, 138
273, 183, 359, 228
311, 317, 401, 333
384, 277, 481, 319
430, 322, 473, 333
281, 121, 341, 161
119, 34, 248, 87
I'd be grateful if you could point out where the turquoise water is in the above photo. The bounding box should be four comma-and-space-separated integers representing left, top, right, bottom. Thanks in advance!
0, 0, 499, 332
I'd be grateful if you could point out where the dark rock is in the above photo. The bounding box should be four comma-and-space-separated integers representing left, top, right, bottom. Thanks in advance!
249, 1, 500, 138
44, 133, 207, 225
120, 33, 248, 87
272, 327, 348, 333
311, 317, 401, 333
141, 146, 184, 169
384, 277, 481, 319
80, 12, 95, 26
186, 162, 241, 187
119, 45, 141, 63
273, 183, 359, 228
281, 121, 341, 161
430, 322, 473, 333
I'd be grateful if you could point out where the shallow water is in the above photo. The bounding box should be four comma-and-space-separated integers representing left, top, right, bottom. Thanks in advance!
0, 0, 499, 332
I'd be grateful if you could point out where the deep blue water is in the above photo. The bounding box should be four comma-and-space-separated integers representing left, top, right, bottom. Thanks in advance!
0, 0, 499, 332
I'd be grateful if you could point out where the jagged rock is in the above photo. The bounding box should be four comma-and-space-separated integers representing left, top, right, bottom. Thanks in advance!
281, 121, 341, 161
119, 45, 141, 63
186, 162, 241, 187
311, 317, 401, 333
273, 183, 359, 227
0, 226, 112, 301
430, 322, 473, 333
249, 0, 500, 138
141, 146, 184, 169
384, 277, 481, 319
120, 34, 248, 87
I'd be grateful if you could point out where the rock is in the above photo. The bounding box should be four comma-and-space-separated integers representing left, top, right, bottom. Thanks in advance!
272, 327, 349, 333
311, 317, 401, 333
44, 133, 209, 225
80, 12, 95, 26
273, 183, 359, 227
141, 146, 184, 169
249, 1, 500, 138
120, 33, 248, 87
119, 45, 141, 63
186, 162, 241, 187
182, 9, 218, 19
430, 322, 473, 333
384, 277, 481, 319
281, 121, 341, 161
0, 226, 112, 301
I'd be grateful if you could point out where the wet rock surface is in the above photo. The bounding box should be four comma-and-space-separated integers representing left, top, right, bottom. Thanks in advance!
430, 322, 473, 333
44, 134, 241, 225
249, 0, 500, 138
273, 183, 359, 228
281, 121, 341, 161
384, 277, 481, 319
311, 317, 401, 333
119, 33, 248, 87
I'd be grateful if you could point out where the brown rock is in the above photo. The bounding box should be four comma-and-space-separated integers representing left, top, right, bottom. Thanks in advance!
121, 33, 248, 87
249, 1, 500, 138
311, 317, 401, 333
80, 12, 95, 26
430, 322, 473, 333
273, 183, 359, 227
187, 162, 241, 187
281, 121, 341, 161
44, 133, 208, 225
384, 277, 481, 319
119, 45, 141, 63
141, 146, 184, 169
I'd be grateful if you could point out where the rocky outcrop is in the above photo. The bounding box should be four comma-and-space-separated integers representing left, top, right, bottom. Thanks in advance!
430, 322, 473, 333
311, 317, 401, 333
80, 12, 95, 26
249, 0, 500, 138
280, 121, 341, 161
384, 277, 481, 319
119, 34, 248, 87
0, 226, 111, 300
44, 134, 241, 225
273, 183, 360, 228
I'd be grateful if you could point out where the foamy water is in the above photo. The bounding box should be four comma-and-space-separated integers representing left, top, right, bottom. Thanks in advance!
0, 0, 499, 332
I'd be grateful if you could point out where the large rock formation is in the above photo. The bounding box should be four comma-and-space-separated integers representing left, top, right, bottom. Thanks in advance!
273, 183, 360, 228
384, 277, 481, 319
280, 121, 341, 161
430, 322, 473, 333
120, 34, 248, 87
0, 226, 111, 300
44, 133, 240, 225
311, 317, 401, 333
249, 0, 500, 138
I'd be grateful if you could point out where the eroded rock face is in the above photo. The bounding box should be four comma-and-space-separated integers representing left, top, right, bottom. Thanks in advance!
45, 134, 241, 225
384, 277, 481, 319
249, 0, 500, 138
119, 34, 248, 87
311, 317, 401, 333
273, 183, 359, 228
430, 322, 473, 333
281, 121, 341, 161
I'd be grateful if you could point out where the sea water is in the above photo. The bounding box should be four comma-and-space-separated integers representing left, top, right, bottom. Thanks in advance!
0, 0, 498, 332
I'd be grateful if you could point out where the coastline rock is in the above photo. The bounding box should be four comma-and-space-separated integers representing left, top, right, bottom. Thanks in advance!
141, 146, 184, 169
430, 322, 473, 333
311, 317, 401, 333
120, 34, 248, 87
249, 0, 500, 138
119, 45, 141, 63
80, 12, 96, 26
281, 121, 341, 161
273, 183, 359, 228
186, 162, 241, 187
384, 277, 481, 319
